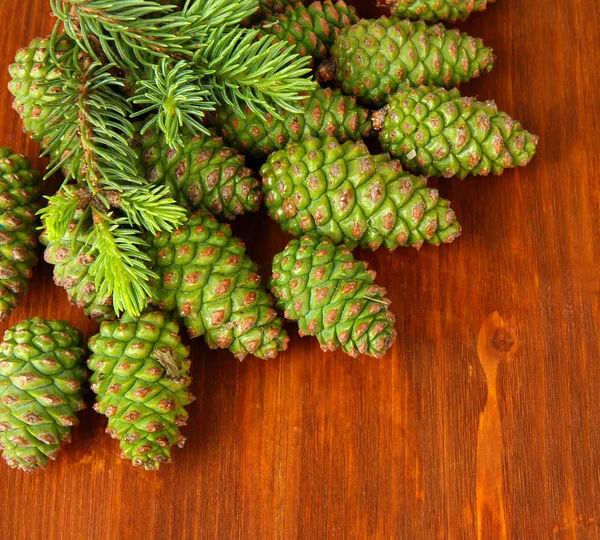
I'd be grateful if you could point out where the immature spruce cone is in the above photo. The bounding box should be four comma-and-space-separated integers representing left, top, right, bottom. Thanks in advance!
373, 87, 539, 178
210, 87, 372, 158
88, 311, 194, 471
257, 0, 308, 18
259, 0, 359, 67
137, 126, 262, 219
146, 212, 289, 360
261, 137, 461, 250
378, 0, 494, 23
270, 235, 396, 358
0, 148, 42, 321
41, 215, 116, 321
319, 17, 494, 107
0, 318, 87, 471
8, 35, 75, 139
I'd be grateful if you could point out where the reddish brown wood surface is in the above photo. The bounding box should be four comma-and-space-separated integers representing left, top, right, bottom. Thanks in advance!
1, 1, 599, 538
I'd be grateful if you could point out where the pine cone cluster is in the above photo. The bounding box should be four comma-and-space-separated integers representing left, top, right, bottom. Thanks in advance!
1, 0, 538, 471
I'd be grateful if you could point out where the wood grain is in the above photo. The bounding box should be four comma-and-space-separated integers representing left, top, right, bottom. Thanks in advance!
0, 1, 599, 538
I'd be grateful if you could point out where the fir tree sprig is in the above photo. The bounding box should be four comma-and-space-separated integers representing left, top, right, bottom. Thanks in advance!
184, 0, 258, 29
36, 37, 187, 316
51, 0, 315, 121
51, 0, 180, 71
198, 28, 314, 116
36, 46, 139, 189
33, 0, 316, 317
40, 183, 188, 315
131, 59, 213, 147
38, 186, 82, 242
88, 208, 156, 315
118, 185, 189, 234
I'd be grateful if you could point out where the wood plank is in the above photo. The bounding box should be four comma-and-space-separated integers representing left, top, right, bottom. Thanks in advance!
0, 0, 599, 538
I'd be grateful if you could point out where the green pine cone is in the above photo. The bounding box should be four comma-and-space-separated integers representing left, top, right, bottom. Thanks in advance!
210, 87, 372, 159
242, 0, 308, 25
373, 87, 539, 178
88, 311, 194, 471
258, 0, 307, 16
8, 35, 75, 139
41, 215, 116, 322
319, 17, 494, 107
379, 0, 494, 23
0, 148, 42, 322
261, 137, 461, 250
146, 212, 289, 360
137, 127, 262, 219
270, 235, 396, 358
259, 0, 359, 66
0, 318, 87, 472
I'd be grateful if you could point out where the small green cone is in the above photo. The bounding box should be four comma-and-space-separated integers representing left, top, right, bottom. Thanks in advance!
0, 318, 87, 472
270, 235, 397, 358
0, 148, 42, 321
373, 87, 539, 178
145, 211, 289, 360
88, 311, 194, 471
378, 0, 494, 23
137, 126, 262, 219
319, 17, 494, 107
210, 87, 372, 159
259, 0, 360, 67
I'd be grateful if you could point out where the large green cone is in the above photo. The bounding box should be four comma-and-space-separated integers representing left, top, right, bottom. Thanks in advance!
259, 0, 359, 67
0, 318, 87, 472
0, 148, 42, 322
378, 0, 494, 23
146, 211, 289, 360
373, 87, 539, 178
137, 126, 262, 219
270, 235, 396, 358
319, 17, 494, 107
210, 87, 372, 159
261, 137, 461, 250
88, 311, 194, 471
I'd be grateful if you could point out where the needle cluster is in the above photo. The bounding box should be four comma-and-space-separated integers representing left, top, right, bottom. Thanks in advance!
34, 0, 314, 315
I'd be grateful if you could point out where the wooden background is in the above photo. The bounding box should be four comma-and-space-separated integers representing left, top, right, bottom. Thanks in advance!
1, 0, 599, 538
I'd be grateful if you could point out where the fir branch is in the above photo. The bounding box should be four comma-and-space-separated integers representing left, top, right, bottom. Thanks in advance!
38, 186, 82, 241
51, 1, 314, 121
117, 185, 188, 234
131, 59, 213, 146
36, 0, 315, 317
36, 46, 143, 192
35, 39, 186, 316
51, 0, 180, 71
51, 0, 255, 74
198, 28, 315, 117
183, 0, 258, 30
88, 208, 156, 316
40, 183, 185, 316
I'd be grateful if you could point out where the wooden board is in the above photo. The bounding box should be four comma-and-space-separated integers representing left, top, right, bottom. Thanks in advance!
1, 1, 599, 538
